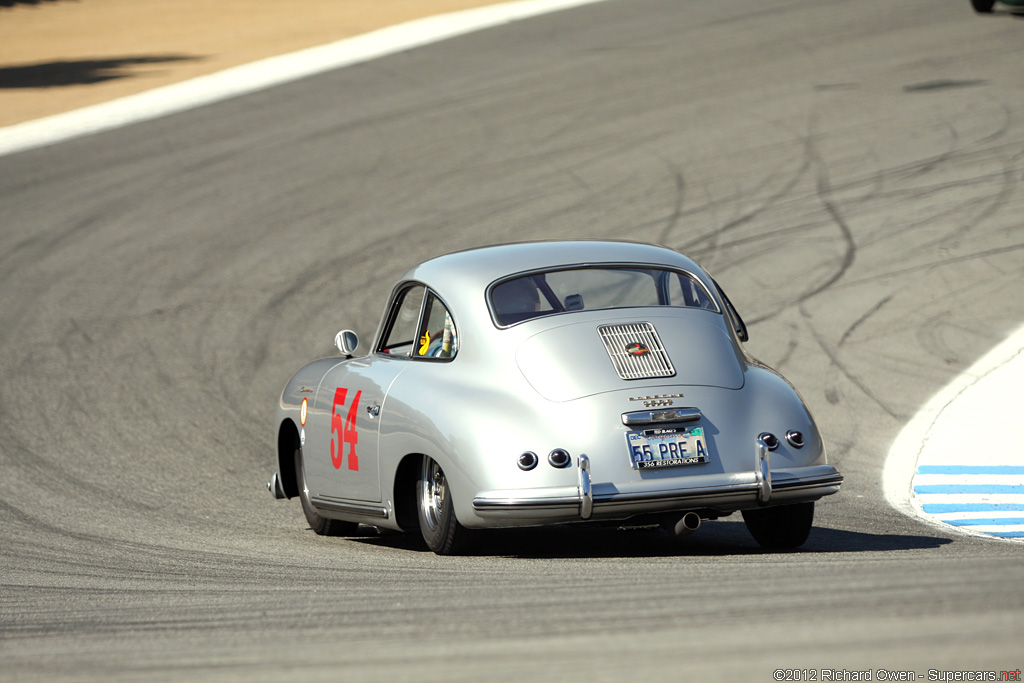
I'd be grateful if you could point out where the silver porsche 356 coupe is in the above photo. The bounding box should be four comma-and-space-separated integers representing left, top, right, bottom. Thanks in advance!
268, 241, 842, 554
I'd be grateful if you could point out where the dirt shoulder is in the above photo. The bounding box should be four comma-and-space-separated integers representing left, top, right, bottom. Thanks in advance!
0, 0, 506, 128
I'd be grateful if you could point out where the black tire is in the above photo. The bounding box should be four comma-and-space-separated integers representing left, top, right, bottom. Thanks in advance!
417, 456, 472, 555
294, 447, 358, 536
742, 502, 815, 549
971, 0, 996, 12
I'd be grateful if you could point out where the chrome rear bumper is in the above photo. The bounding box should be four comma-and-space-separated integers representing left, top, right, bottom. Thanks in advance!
472, 461, 842, 525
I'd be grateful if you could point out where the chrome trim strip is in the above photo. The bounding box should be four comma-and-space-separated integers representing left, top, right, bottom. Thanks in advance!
593, 481, 759, 507
622, 408, 701, 425
771, 473, 844, 491
474, 496, 580, 510
311, 497, 389, 519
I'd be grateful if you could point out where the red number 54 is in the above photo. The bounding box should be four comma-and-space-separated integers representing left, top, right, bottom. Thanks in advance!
330, 387, 361, 471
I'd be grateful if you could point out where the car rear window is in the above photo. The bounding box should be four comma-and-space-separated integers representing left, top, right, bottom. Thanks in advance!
489, 267, 719, 326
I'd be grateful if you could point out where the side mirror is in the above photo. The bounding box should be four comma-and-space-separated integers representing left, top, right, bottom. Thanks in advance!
334, 329, 359, 357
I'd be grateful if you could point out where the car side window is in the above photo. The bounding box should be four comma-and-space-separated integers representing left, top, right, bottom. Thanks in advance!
380, 285, 426, 356
415, 293, 458, 359
710, 277, 748, 342
667, 272, 717, 310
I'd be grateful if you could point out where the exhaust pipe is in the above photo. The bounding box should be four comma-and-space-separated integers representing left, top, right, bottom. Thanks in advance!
663, 511, 701, 538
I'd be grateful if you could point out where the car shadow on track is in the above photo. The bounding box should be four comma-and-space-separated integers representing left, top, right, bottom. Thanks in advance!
346, 520, 953, 559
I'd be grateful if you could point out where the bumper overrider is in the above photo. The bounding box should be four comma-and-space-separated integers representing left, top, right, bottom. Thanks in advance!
472, 439, 842, 524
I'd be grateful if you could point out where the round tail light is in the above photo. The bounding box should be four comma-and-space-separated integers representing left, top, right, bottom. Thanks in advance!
518, 452, 539, 471
548, 449, 572, 468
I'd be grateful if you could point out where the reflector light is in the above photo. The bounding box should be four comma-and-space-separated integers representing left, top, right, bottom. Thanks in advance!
300, 397, 308, 427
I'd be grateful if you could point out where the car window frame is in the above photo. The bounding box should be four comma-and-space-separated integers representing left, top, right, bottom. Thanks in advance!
486, 264, 721, 328
376, 282, 459, 362
709, 276, 749, 342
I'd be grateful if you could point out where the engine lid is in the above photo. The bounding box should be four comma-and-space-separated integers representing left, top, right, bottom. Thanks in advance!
515, 314, 745, 402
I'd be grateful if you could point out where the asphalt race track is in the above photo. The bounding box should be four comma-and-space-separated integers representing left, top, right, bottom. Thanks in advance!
2, 0, 1023, 680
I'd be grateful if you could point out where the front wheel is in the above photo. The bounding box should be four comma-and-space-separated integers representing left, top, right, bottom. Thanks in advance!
417, 456, 472, 555
294, 447, 358, 536
742, 502, 815, 549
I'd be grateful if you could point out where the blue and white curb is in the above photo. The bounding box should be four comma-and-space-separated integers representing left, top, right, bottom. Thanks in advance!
885, 323, 1024, 542
913, 466, 1024, 539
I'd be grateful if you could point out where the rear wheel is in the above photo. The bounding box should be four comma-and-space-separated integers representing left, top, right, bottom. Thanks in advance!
742, 502, 814, 549
971, 0, 996, 11
417, 456, 472, 555
294, 447, 358, 536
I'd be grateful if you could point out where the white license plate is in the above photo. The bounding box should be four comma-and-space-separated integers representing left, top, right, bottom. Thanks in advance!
626, 427, 708, 469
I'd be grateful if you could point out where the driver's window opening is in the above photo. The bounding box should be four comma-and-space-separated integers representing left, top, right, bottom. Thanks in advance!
380, 286, 425, 356
380, 286, 458, 360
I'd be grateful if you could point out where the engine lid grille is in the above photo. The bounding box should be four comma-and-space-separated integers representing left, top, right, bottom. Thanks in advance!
598, 322, 675, 380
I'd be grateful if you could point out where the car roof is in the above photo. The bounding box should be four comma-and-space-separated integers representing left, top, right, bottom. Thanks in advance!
401, 240, 706, 295
373, 240, 723, 355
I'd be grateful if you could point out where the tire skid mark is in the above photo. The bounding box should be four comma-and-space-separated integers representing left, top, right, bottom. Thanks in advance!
932, 155, 1018, 254
838, 240, 1024, 289
673, 149, 812, 256
824, 294, 894, 408
801, 305, 904, 421
837, 120, 1018, 264
0, 417, 153, 515
0, 497, 333, 583
657, 121, 817, 260
838, 294, 893, 348
747, 105, 1018, 329
772, 108, 1008, 271
904, 120, 958, 179
0, 498, 170, 561
914, 288, 1005, 367
766, 322, 801, 372
0, 209, 106, 279
804, 148, 857, 300
743, 170, 860, 325
977, 100, 1013, 147
654, 158, 686, 247
899, 99, 1006, 177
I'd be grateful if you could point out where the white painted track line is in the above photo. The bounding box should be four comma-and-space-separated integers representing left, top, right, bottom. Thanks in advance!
0, 0, 610, 158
